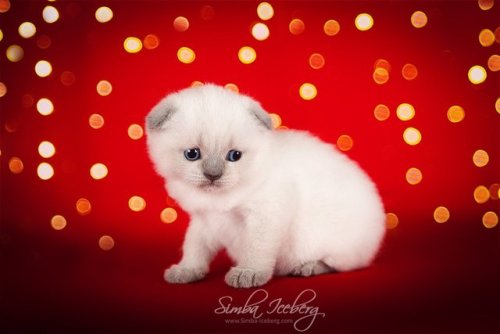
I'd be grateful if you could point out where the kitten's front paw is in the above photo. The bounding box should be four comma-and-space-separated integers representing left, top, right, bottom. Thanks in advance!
164, 264, 206, 284
225, 267, 272, 288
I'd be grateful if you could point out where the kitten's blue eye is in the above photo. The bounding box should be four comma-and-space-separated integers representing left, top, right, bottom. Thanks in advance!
226, 150, 242, 162
184, 148, 201, 161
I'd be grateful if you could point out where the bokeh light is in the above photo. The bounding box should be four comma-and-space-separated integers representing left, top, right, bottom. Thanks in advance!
386, 213, 399, 229
411, 11, 428, 28
269, 113, 282, 128
374, 104, 390, 121
374, 59, 391, 72
60, 71, 76, 86
124, 37, 142, 53
496, 98, 500, 114
35, 60, 52, 77
473, 149, 489, 167
90, 163, 108, 180
397, 103, 415, 121
6, 45, 24, 62
482, 211, 498, 228
0, 29, 3, 41
129, 196, 146, 212
324, 19, 340, 36
36, 98, 54, 116
406, 167, 423, 185
95, 6, 113, 23
224, 83, 239, 92
355, 13, 374, 31
0, 0, 10, 13
299, 83, 317, 100
373, 67, 389, 84
51, 215, 67, 231
487, 54, 500, 72
89, 114, 104, 129
309, 53, 325, 70
447, 105, 465, 123
403, 127, 422, 145
402, 64, 418, 80
18, 22, 36, 38
161, 208, 178, 224
238, 46, 256, 64
99, 235, 115, 251
0, 82, 6, 98
8, 157, 24, 174
473, 185, 490, 204
257, 2, 274, 21
489, 184, 500, 200
97, 80, 112, 96
173, 16, 189, 32
143, 34, 159, 50
38, 141, 56, 158
289, 19, 305, 35
251, 22, 270, 41
478, 0, 494, 10
468, 65, 487, 84
200, 5, 215, 21
337, 135, 353, 152
177, 46, 196, 64
37, 162, 54, 181
128, 124, 144, 140
76, 198, 91, 215
479, 29, 495, 47
42, 6, 59, 24
433, 206, 450, 223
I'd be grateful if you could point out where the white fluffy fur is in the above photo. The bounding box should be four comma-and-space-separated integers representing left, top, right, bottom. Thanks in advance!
146, 84, 385, 288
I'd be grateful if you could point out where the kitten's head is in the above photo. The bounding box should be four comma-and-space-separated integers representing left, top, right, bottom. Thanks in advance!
146, 84, 273, 194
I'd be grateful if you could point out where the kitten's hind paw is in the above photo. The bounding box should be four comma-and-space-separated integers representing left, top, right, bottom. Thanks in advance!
164, 264, 206, 284
225, 267, 272, 288
290, 261, 332, 277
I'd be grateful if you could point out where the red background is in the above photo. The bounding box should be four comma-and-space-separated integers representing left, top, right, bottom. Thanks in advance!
1, 0, 499, 332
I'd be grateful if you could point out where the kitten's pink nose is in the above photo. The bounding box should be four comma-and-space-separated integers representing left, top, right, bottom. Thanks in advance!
204, 172, 222, 182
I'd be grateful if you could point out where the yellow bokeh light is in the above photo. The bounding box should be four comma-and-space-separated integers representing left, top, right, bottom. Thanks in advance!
474, 185, 490, 204
355, 13, 374, 31
269, 113, 282, 129
468, 65, 487, 84
473, 149, 489, 167
51, 215, 67, 231
402, 64, 418, 80
374, 104, 390, 121
433, 206, 450, 223
374, 59, 391, 72
42, 6, 59, 24
6, 45, 24, 62
324, 19, 340, 36
251, 22, 270, 41
373, 67, 389, 84
403, 127, 422, 145
386, 213, 399, 229
173, 16, 189, 32
447, 105, 465, 123
483, 211, 498, 228
97, 80, 112, 96
406, 167, 422, 185
8, 157, 24, 174
177, 46, 196, 64
396, 103, 415, 121
161, 207, 178, 224
496, 98, 500, 114
299, 83, 317, 100
257, 2, 274, 21
35, 60, 52, 77
309, 53, 325, 70
76, 198, 91, 215
289, 19, 305, 35
95, 6, 113, 23
479, 29, 495, 47
18, 22, 36, 38
36, 98, 54, 116
124, 37, 142, 53
0, 29, 3, 41
478, 0, 494, 10
89, 113, 104, 129
337, 135, 353, 152
37, 162, 54, 180
487, 55, 500, 72
224, 83, 239, 92
129, 196, 146, 212
411, 11, 428, 28
143, 34, 159, 50
191, 81, 204, 87
38, 141, 56, 158
128, 124, 144, 140
238, 46, 256, 64
0, 82, 6, 98
99, 235, 115, 251
90, 163, 108, 180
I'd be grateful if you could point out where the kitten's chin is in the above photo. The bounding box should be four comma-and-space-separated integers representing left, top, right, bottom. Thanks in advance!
198, 182, 227, 193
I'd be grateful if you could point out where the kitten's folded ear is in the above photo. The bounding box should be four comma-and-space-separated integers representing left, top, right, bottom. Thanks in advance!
146, 99, 176, 130
249, 102, 273, 130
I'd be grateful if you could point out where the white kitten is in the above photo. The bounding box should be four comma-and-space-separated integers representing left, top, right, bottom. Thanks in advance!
146, 84, 385, 288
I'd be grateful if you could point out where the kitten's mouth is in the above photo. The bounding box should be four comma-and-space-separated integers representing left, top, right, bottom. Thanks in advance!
199, 181, 223, 191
